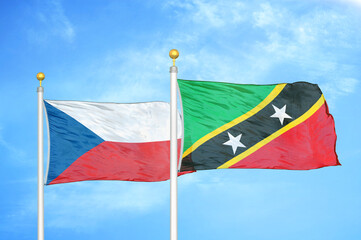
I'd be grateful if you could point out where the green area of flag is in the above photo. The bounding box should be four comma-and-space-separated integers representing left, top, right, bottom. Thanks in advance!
177, 79, 277, 153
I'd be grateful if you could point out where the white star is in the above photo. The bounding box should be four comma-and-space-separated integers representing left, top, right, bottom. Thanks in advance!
223, 132, 246, 155
270, 104, 292, 125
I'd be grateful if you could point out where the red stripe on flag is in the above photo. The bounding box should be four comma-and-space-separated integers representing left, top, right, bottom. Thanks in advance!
229, 102, 340, 170
48, 139, 189, 184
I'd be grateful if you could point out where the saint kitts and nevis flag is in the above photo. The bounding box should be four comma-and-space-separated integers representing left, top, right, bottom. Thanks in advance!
44, 80, 339, 185
177, 79, 339, 172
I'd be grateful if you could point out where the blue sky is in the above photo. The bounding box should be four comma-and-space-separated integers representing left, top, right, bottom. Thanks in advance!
1, 0, 361, 239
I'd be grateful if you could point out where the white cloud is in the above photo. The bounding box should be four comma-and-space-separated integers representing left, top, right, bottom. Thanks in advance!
82, 47, 172, 103
3, 172, 291, 232
0, 127, 26, 161
247, 3, 361, 106
163, 1, 359, 86
29, 0, 75, 43
253, 2, 283, 28
334, 0, 361, 7
3, 179, 171, 231
320, 77, 359, 106
179, 171, 294, 225
44, 181, 169, 229
165, 0, 246, 28
57, 1, 360, 107
338, 78, 359, 93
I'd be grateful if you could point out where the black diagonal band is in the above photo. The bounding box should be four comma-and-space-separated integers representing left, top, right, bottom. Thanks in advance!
180, 82, 322, 172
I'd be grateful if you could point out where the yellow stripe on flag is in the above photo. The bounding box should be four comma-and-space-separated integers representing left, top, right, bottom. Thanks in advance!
217, 95, 326, 169
182, 84, 287, 158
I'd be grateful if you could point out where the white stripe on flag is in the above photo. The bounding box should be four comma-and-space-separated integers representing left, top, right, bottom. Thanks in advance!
45, 100, 182, 142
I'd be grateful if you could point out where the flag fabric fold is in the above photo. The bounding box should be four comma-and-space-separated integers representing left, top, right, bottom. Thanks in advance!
177, 79, 339, 172
44, 100, 183, 185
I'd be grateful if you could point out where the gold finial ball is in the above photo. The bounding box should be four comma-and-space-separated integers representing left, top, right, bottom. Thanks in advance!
169, 49, 179, 60
36, 72, 45, 81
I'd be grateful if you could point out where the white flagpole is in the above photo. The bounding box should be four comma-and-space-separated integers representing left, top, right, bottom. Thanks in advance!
169, 49, 179, 240
37, 72, 45, 240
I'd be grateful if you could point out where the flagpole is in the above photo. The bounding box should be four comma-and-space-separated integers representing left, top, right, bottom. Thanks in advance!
37, 72, 45, 240
169, 49, 179, 240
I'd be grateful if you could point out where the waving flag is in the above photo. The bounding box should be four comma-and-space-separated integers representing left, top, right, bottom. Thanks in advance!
44, 100, 182, 185
177, 79, 340, 172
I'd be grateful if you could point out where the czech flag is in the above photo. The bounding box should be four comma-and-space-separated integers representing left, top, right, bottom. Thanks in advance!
44, 100, 182, 185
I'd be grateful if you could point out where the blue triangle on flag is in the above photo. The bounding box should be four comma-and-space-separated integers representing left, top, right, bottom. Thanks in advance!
44, 101, 105, 184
